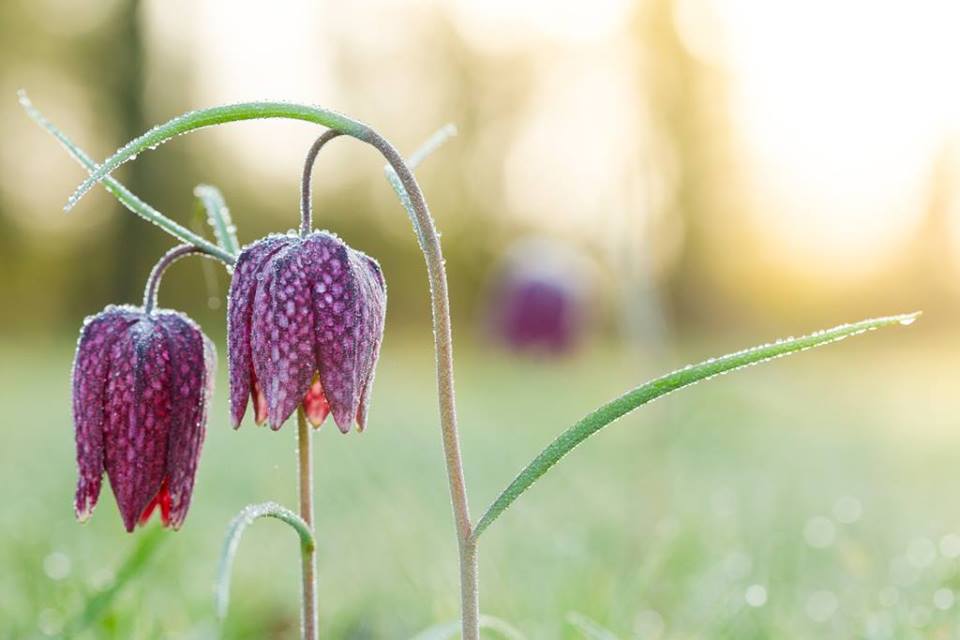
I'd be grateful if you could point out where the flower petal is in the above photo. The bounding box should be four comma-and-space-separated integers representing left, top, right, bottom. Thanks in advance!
72, 307, 137, 521
305, 233, 386, 433
227, 236, 294, 428
157, 311, 214, 530
251, 242, 318, 429
103, 319, 173, 532
351, 253, 387, 431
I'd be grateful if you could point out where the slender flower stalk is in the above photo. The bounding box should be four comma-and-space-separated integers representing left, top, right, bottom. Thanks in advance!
296, 407, 317, 640
143, 244, 209, 314
300, 129, 344, 237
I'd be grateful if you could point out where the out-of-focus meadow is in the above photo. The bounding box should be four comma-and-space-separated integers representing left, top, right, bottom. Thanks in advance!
2, 0, 960, 638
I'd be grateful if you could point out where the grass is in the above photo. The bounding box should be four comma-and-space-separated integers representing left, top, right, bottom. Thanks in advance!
1, 329, 958, 639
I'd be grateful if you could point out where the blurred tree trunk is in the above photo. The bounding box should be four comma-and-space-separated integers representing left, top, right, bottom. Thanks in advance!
630, 0, 745, 329
108, 0, 148, 303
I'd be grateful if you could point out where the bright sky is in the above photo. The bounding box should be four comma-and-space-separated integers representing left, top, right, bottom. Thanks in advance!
143, 0, 960, 279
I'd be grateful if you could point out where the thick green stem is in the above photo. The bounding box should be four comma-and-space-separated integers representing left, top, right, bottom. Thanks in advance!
297, 407, 318, 640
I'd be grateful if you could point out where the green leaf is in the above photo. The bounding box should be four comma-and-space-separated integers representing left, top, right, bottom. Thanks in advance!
383, 124, 456, 249
64, 102, 369, 211
215, 502, 314, 622
473, 312, 919, 538
18, 91, 235, 265
194, 184, 240, 256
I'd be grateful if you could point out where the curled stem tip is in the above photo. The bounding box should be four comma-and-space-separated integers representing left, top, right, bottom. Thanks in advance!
300, 130, 344, 237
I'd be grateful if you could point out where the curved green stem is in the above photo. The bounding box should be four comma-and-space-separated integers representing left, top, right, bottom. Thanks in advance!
472, 312, 919, 538
18, 91, 235, 265
216, 501, 315, 623
61, 101, 479, 640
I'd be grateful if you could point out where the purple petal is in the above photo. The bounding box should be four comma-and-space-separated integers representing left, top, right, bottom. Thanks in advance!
156, 311, 214, 530
103, 319, 173, 532
227, 236, 294, 428
351, 253, 387, 431
72, 307, 137, 521
251, 242, 318, 429
305, 233, 386, 432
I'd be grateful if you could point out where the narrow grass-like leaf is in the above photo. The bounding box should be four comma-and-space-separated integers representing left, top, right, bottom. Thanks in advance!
383, 124, 457, 248
215, 502, 315, 622
473, 312, 919, 538
194, 184, 240, 256
410, 615, 527, 640
18, 91, 234, 265
65, 102, 369, 211
63, 525, 166, 635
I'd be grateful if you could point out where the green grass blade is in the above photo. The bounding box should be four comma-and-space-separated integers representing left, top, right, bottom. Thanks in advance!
64, 101, 369, 211
473, 312, 920, 538
18, 91, 235, 265
63, 525, 167, 635
383, 124, 456, 249
215, 502, 315, 622
194, 184, 240, 256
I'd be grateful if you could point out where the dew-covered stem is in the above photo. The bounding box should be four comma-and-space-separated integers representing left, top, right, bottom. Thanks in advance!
143, 244, 211, 314
296, 406, 318, 640
300, 130, 344, 237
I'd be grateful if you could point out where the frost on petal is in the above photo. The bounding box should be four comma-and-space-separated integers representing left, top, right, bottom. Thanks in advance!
157, 311, 213, 530
227, 237, 293, 428
72, 307, 136, 521
351, 253, 387, 431
103, 319, 173, 532
251, 243, 318, 429
303, 234, 359, 433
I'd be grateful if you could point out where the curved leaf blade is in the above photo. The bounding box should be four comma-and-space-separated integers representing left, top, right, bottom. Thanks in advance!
215, 502, 314, 622
473, 312, 919, 538
18, 91, 234, 265
194, 184, 240, 256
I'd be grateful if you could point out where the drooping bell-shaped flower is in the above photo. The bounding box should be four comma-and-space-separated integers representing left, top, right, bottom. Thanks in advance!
73, 305, 215, 532
228, 231, 387, 432
487, 237, 591, 355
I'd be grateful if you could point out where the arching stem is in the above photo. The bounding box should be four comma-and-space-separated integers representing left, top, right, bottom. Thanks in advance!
300, 130, 344, 237
296, 406, 318, 640
356, 129, 478, 639
143, 244, 217, 314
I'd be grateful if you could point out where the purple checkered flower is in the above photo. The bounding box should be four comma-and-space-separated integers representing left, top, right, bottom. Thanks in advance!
73, 305, 215, 532
227, 231, 387, 432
